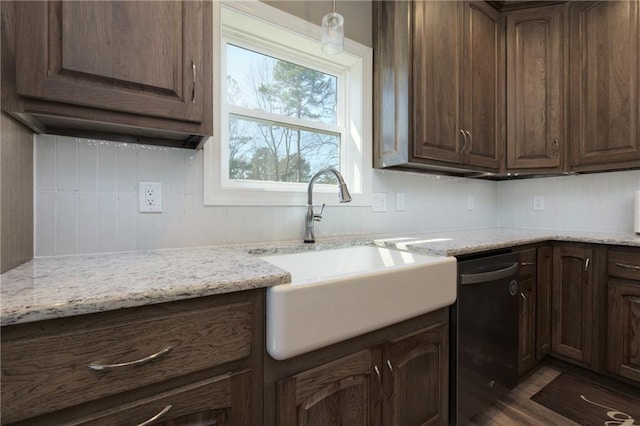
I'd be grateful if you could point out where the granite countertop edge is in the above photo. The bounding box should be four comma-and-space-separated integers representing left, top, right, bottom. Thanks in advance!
2, 228, 638, 326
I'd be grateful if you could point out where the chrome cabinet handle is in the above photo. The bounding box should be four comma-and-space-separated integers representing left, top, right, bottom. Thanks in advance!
553, 138, 559, 159
191, 60, 197, 103
520, 292, 527, 316
88, 346, 173, 371
386, 359, 394, 378
585, 257, 590, 273
465, 130, 472, 153
374, 365, 382, 384
520, 262, 535, 266
616, 262, 640, 271
137, 405, 172, 426
459, 129, 467, 154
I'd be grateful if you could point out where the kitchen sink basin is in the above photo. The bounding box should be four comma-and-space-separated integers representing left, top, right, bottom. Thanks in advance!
261, 245, 456, 360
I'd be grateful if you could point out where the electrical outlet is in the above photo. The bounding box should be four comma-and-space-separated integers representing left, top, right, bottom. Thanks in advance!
532, 195, 545, 211
372, 193, 387, 213
139, 182, 163, 213
467, 195, 475, 211
396, 193, 405, 211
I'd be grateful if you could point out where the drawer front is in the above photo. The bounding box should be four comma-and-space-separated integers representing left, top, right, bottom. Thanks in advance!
609, 249, 640, 281
518, 248, 537, 278
1, 300, 252, 423
70, 371, 250, 426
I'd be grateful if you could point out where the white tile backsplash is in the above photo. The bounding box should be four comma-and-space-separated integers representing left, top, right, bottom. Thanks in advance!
32, 135, 639, 256
498, 170, 640, 233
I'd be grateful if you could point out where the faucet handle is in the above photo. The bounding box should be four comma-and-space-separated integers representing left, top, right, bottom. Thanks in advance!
314, 203, 326, 221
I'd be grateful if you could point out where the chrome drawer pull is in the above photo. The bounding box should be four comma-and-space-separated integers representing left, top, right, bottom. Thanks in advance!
137, 404, 172, 426
520, 262, 535, 266
615, 262, 640, 271
88, 346, 173, 371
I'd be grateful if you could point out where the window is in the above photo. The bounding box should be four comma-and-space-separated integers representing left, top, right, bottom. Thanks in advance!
204, 1, 372, 206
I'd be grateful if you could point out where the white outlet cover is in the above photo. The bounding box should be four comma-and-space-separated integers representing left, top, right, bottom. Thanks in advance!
467, 195, 475, 211
532, 195, 545, 211
396, 193, 405, 211
139, 182, 163, 213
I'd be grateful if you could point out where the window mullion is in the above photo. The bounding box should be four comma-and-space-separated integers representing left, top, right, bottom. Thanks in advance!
227, 105, 342, 135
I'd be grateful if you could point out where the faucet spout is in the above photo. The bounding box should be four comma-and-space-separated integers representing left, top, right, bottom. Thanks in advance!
304, 168, 352, 243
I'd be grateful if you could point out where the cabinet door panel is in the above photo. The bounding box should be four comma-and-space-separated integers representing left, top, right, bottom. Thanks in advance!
277, 349, 382, 426
383, 322, 449, 426
607, 279, 640, 383
569, 1, 640, 169
412, 1, 463, 164
464, 1, 503, 170
15, 1, 204, 123
551, 245, 593, 365
506, 6, 563, 170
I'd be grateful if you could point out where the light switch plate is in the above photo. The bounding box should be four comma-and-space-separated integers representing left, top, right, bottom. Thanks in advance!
372, 193, 387, 212
532, 195, 545, 211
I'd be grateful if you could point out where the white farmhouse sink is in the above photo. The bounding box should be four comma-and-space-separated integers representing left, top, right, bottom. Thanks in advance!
261, 245, 457, 360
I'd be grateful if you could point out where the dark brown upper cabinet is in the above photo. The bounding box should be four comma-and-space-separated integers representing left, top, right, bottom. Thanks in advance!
506, 4, 565, 172
374, 1, 504, 176
568, 1, 640, 171
3, 1, 212, 148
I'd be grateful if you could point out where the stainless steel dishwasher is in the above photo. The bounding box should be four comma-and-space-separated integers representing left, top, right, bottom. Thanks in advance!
450, 251, 520, 425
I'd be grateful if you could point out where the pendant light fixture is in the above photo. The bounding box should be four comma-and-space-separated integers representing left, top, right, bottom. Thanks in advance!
321, 0, 344, 54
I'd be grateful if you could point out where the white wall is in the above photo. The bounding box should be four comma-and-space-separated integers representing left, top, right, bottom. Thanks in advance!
34, 136, 498, 256
498, 170, 640, 233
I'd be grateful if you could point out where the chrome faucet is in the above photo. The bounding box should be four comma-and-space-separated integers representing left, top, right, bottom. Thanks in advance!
304, 168, 352, 243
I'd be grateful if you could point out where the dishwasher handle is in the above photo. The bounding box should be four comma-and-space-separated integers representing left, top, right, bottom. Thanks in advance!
460, 262, 519, 285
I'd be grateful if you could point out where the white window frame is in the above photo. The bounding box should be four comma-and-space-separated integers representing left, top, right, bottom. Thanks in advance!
204, 0, 372, 206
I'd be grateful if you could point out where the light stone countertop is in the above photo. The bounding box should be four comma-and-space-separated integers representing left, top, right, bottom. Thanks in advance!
0, 246, 290, 326
2, 228, 639, 327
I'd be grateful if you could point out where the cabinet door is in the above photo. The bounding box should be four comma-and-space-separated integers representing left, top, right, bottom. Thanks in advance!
277, 349, 382, 426
568, 1, 640, 170
463, 1, 503, 170
551, 245, 594, 365
518, 249, 537, 377
506, 5, 564, 171
382, 321, 449, 426
15, 1, 206, 124
607, 279, 640, 384
536, 246, 553, 360
411, 1, 464, 165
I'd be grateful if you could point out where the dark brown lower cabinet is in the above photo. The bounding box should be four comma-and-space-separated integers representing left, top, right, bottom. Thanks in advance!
271, 309, 449, 426
607, 280, 640, 384
383, 322, 449, 426
517, 248, 537, 377
606, 248, 640, 384
68, 371, 251, 426
551, 244, 595, 366
277, 349, 382, 426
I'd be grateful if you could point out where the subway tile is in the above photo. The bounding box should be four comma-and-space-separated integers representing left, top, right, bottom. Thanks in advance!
78, 139, 98, 192
56, 192, 78, 255
98, 141, 118, 192
78, 193, 99, 254
117, 143, 138, 193
35, 135, 56, 191
35, 191, 56, 257
98, 193, 118, 252
117, 192, 137, 252
56, 136, 78, 191
166, 148, 187, 195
